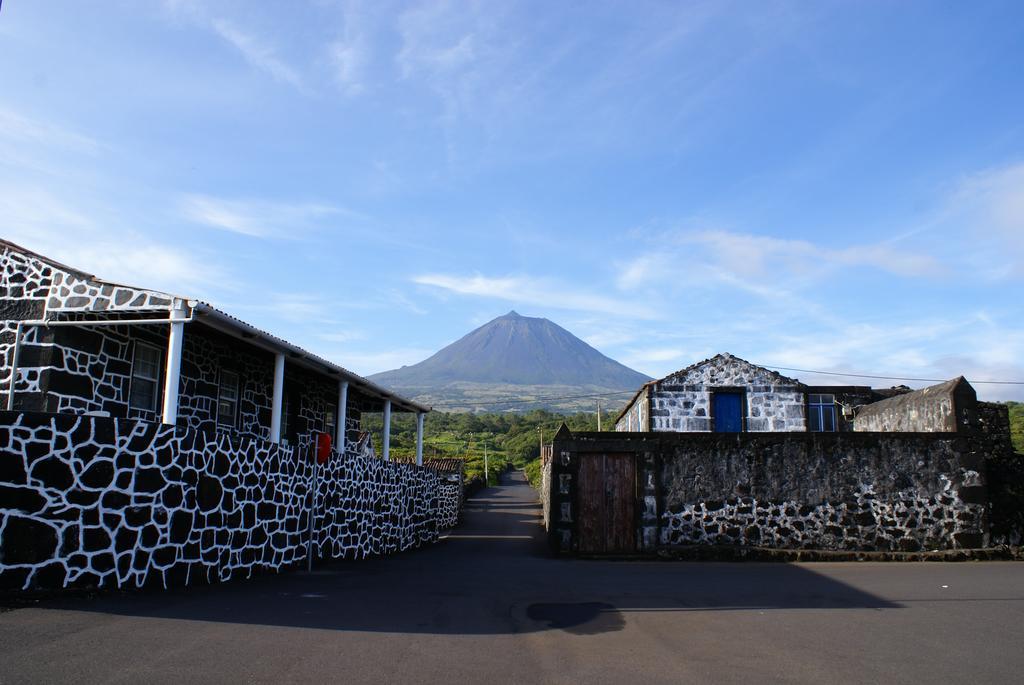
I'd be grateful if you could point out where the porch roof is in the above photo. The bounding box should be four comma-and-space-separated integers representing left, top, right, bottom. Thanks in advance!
191, 302, 430, 414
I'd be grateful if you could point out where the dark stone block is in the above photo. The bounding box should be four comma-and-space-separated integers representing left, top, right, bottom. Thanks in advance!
135, 467, 166, 494
170, 510, 193, 545
0, 484, 47, 513
141, 524, 160, 548
115, 469, 133, 490
125, 506, 150, 527
101, 490, 131, 509
92, 552, 116, 573
153, 545, 177, 567
0, 567, 31, 591
0, 452, 26, 484
117, 551, 132, 577
198, 474, 223, 512
959, 486, 986, 505
115, 527, 138, 550
29, 456, 74, 490
46, 370, 95, 398
954, 532, 984, 549
854, 511, 876, 526
67, 488, 101, 507
32, 561, 67, 589
82, 526, 111, 552
162, 484, 183, 508
899, 538, 921, 552
132, 550, 151, 571
1, 515, 58, 564
60, 524, 80, 556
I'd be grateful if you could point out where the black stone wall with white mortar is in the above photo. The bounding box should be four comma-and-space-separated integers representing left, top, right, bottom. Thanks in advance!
0, 411, 442, 591
548, 429, 1019, 554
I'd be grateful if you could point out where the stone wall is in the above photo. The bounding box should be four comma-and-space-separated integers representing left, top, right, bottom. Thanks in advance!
637, 353, 806, 433
436, 482, 461, 529
0, 411, 441, 591
547, 429, 1016, 554
854, 378, 975, 433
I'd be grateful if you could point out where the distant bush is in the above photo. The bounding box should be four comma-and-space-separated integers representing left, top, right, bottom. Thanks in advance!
523, 458, 542, 489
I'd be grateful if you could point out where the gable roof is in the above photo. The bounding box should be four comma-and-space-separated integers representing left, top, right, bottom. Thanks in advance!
659, 352, 802, 386
613, 353, 802, 425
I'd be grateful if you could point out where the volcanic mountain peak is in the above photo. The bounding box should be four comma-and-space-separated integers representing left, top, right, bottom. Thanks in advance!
369, 312, 651, 399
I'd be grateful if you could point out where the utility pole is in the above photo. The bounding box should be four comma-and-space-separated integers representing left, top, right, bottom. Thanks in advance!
484, 439, 489, 485
538, 427, 543, 456
597, 400, 602, 431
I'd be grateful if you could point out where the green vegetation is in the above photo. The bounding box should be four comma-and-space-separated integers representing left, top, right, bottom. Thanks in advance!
362, 409, 618, 487
1008, 402, 1024, 453
523, 457, 543, 488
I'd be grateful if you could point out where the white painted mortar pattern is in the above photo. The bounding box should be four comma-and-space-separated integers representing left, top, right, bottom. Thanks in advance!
660, 482, 986, 552
0, 412, 442, 590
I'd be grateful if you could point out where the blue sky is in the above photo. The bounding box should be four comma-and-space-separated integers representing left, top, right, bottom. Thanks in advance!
2, 1, 1023, 401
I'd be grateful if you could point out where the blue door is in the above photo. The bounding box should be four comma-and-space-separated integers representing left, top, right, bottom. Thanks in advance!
713, 393, 743, 432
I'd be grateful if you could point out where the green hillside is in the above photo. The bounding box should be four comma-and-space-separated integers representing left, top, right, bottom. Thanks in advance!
362, 409, 615, 487
1008, 401, 1023, 453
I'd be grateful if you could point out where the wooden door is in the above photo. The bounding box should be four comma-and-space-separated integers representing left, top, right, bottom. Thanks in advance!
713, 392, 743, 432
577, 453, 637, 553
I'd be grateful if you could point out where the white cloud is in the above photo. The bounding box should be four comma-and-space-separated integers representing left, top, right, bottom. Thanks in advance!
617, 229, 944, 299
0, 108, 101, 154
319, 347, 435, 377
180, 194, 344, 238
329, 38, 366, 95
396, 4, 479, 80
946, 163, 1024, 279
209, 19, 305, 89
414, 272, 659, 320
318, 330, 366, 343
161, 1, 305, 91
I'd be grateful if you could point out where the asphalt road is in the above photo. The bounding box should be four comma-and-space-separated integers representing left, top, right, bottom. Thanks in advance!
2, 471, 1023, 684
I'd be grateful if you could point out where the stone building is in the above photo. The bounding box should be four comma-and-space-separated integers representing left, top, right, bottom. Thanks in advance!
0, 240, 451, 591
615, 353, 915, 434
1, 239, 428, 457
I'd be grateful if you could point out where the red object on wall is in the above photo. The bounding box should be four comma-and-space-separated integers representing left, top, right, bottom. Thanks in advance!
316, 432, 332, 465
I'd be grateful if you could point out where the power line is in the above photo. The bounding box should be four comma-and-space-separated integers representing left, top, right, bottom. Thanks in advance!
412, 367, 1024, 411
765, 366, 1024, 386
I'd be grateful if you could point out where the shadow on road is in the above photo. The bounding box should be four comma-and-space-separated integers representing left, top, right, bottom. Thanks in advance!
15, 471, 901, 636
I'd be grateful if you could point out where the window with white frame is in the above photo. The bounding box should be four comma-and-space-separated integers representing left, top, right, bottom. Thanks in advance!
129, 342, 161, 412
218, 370, 239, 427
808, 394, 836, 432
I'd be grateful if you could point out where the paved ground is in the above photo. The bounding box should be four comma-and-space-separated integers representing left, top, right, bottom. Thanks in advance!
2, 471, 1023, 684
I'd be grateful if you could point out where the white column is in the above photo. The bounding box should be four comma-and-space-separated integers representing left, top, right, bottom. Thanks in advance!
382, 399, 392, 461
415, 412, 425, 466
337, 380, 349, 455
270, 352, 285, 443
161, 301, 187, 425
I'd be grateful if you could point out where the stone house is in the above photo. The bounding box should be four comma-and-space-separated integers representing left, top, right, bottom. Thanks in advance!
615, 353, 914, 434
0, 240, 457, 591
1, 239, 429, 458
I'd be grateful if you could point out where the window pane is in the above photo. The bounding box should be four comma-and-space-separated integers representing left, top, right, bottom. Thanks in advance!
809, 408, 822, 432
220, 373, 238, 400
823, 407, 836, 432
130, 378, 157, 411
133, 344, 161, 381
